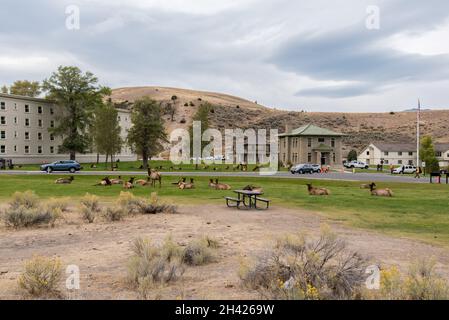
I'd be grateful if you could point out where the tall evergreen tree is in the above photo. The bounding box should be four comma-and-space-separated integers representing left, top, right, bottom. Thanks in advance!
42, 66, 110, 160
189, 102, 212, 169
127, 97, 167, 170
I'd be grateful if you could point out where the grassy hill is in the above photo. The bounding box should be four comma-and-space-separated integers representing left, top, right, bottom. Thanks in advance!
110, 86, 449, 155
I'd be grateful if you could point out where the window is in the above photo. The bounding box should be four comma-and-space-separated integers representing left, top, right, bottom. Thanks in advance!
308, 153, 312, 162
0, 131, 5, 139
14, 103, 17, 111
384, 160, 389, 164
333, 153, 336, 162
14, 145, 17, 152
308, 138, 312, 147
38, 106, 42, 114
384, 152, 389, 156
408, 160, 414, 165
50, 120, 55, 128
24, 146, 29, 154
0, 145, 5, 154
408, 152, 413, 156
13, 117, 17, 124
38, 119, 43, 127
37, 146, 42, 154
118, 116, 121, 121
50, 146, 54, 154
398, 160, 403, 165
14, 131, 17, 138
25, 118, 30, 126
398, 152, 402, 156
25, 105, 30, 113
436, 151, 442, 157
38, 132, 42, 140
0, 116, 5, 125
318, 137, 325, 143
331, 138, 335, 148
366, 151, 370, 155
50, 134, 55, 141
25, 132, 30, 140
50, 108, 54, 115
0, 102, 5, 110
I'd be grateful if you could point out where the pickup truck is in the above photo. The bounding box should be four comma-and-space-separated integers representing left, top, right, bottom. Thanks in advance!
344, 160, 369, 169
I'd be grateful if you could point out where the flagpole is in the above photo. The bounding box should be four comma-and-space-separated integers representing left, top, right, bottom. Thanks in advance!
417, 99, 421, 167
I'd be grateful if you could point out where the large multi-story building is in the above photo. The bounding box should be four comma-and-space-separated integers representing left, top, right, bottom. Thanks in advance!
357, 143, 449, 167
278, 124, 344, 167
0, 93, 136, 164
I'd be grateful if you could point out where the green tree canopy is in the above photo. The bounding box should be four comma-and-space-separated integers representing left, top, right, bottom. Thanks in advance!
92, 101, 123, 170
347, 150, 358, 162
9, 80, 41, 97
1, 85, 8, 94
420, 136, 440, 173
127, 97, 167, 169
189, 103, 212, 168
42, 66, 110, 160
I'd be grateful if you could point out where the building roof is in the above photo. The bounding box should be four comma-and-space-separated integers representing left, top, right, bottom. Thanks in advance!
370, 143, 449, 152
0, 93, 53, 104
278, 124, 344, 137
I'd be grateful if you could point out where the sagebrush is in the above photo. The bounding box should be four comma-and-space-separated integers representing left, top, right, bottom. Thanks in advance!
18, 256, 62, 297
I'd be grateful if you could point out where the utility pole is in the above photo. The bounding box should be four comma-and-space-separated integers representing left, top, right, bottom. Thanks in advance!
417, 99, 421, 167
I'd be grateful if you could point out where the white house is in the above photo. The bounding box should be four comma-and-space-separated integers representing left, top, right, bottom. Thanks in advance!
358, 143, 449, 167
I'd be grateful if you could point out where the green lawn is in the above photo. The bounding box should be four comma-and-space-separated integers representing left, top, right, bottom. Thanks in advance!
12, 160, 289, 173
1, 174, 449, 246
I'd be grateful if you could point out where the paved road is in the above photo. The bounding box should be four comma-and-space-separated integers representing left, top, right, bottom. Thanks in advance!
0, 170, 440, 184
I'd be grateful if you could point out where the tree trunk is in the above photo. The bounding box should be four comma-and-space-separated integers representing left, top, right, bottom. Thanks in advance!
96, 153, 100, 164
70, 151, 76, 160
142, 151, 149, 170
111, 155, 114, 171
105, 154, 109, 167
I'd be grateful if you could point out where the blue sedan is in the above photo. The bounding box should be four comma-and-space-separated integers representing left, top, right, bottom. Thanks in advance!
40, 160, 82, 173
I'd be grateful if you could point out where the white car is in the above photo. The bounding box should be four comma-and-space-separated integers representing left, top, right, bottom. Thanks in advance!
344, 160, 369, 169
393, 165, 416, 174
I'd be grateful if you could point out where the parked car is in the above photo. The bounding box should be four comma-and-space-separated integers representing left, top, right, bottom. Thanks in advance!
392, 165, 416, 174
291, 164, 315, 174
40, 160, 82, 173
311, 164, 322, 173
344, 160, 369, 169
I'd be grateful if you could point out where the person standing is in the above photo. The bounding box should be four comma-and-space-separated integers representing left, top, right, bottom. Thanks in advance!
415, 166, 422, 179
390, 164, 394, 174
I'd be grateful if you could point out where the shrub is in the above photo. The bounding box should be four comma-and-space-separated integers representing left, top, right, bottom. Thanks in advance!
46, 197, 70, 212
239, 226, 368, 300
366, 260, 449, 300
3, 206, 61, 228
128, 237, 185, 295
182, 236, 218, 266
9, 191, 40, 210
80, 193, 101, 223
117, 191, 146, 215
18, 256, 62, 297
137, 192, 177, 214
103, 207, 126, 222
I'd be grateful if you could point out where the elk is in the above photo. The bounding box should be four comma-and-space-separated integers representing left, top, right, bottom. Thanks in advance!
110, 176, 123, 185
243, 185, 263, 193
123, 177, 135, 189
369, 183, 393, 197
214, 179, 231, 190
208, 179, 217, 188
179, 178, 195, 190
55, 176, 74, 184
306, 183, 330, 196
360, 183, 374, 189
95, 177, 112, 186
149, 169, 162, 188
135, 177, 150, 186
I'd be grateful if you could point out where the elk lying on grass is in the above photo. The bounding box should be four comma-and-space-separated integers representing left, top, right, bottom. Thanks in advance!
55, 176, 74, 184
208, 179, 216, 188
179, 178, 195, 190
95, 177, 112, 186
369, 183, 393, 197
135, 177, 150, 186
110, 176, 123, 185
214, 179, 231, 190
243, 185, 263, 193
124, 177, 135, 189
306, 183, 330, 196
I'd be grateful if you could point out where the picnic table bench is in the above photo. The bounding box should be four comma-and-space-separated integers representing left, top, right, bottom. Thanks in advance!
226, 190, 270, 210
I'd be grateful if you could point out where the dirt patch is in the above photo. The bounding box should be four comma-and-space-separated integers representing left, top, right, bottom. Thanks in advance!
1, 204, 449, 300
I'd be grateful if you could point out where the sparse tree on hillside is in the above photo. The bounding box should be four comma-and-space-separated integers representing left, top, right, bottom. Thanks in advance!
347, 150, 358, 162
127, 97, 167, 170
42, 66, 110, 160
9, 80, 41, 97
420, 136, 440, 174
92, 102, 123, 170
164, 102, 176, 122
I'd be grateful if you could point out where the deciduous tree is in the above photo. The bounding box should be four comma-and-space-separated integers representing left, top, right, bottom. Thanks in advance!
10, 80, 41, 97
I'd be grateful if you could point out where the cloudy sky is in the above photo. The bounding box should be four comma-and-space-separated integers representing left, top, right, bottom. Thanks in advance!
1, 0, 449, 112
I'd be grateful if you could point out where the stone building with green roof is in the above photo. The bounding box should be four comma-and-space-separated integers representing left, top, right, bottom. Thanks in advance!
278, 124, 345, 167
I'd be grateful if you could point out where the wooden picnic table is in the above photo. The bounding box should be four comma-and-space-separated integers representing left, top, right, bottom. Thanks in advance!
225, 190, 270, 210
